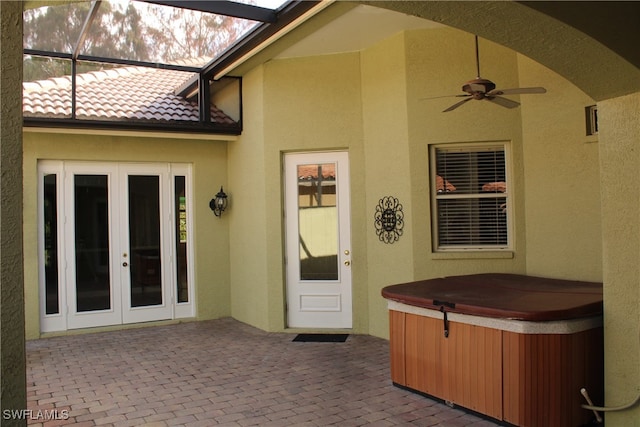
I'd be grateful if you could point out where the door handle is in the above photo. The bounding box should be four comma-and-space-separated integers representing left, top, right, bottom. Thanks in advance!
122, 262, 128, 267
344, 260, 351, 266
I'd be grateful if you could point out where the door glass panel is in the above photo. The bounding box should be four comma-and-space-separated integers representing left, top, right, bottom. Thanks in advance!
43, 174, 59, 314
74, 175, 111, 312
175, 176, 189, 303
297, 163, 338, 281
129, 175, 163, 307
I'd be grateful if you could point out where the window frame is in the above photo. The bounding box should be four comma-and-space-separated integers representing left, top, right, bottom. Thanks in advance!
429, 141, 513, 252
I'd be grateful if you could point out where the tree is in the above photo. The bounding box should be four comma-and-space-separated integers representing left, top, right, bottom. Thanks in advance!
23, 1, 256, 81
139, 4, 254, 63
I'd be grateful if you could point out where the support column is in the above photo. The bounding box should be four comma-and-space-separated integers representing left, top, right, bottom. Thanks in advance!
0, 1, 26, 425
599, 93, 640, 425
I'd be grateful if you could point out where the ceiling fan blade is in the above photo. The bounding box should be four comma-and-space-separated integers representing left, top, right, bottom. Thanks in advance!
420, 94, 469, 101
443, 97, 473, 112
487, 96, 520, 109
489, 87, 547, 96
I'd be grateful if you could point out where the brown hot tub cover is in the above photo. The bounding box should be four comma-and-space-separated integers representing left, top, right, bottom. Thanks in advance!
381, 273, 603, 321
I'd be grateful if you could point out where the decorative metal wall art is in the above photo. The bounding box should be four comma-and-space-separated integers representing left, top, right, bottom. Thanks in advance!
374, 196, 404, 244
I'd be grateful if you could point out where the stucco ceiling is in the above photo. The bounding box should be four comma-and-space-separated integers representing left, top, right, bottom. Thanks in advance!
275, 4, 443, 59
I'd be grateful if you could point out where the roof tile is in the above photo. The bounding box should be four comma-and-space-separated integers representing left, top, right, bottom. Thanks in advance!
23, 65, 237, 126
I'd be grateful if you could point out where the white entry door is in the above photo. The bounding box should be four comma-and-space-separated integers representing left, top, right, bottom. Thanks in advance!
284, 151, 352, 328
63, 163, 174, 329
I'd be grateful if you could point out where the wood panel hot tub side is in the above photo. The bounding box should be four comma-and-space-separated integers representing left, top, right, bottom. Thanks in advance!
502, 327, 604, 427
389, 310, 406, 385
389, 310, 503, 420
388, 309, 604, 427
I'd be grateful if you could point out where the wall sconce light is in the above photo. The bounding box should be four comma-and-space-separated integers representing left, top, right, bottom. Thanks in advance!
209, 186, 228, 217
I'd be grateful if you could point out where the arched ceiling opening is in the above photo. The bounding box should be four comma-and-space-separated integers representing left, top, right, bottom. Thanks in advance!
360, 1, 640, 102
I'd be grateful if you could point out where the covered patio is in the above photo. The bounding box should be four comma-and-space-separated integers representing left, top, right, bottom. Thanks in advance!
2, 1, 639, 425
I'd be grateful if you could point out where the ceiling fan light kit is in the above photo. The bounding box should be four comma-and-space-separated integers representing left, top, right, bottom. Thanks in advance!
432, 35, 547, 112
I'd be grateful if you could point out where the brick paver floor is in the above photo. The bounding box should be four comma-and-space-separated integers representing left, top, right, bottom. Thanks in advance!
26, 318, 501, 426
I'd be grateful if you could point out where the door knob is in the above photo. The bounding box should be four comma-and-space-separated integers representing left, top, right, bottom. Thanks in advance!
344, 260, 351, 266
122, 262, 128, 267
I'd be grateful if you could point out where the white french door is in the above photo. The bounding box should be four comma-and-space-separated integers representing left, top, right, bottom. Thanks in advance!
65, 163, 121, 329
119, 164, 173, 324
39, 161, 194, 332
284, 151, 352, 329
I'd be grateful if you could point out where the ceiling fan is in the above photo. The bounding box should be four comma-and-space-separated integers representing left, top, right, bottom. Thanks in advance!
431, 35, 546, 112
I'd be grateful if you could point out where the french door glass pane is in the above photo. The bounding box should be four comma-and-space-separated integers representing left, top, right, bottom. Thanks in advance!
129, 175, 163, 307
297, 163, 338, 281
44, 174, 59, 314
74, 175, 111, 312
175, 176, 189, 303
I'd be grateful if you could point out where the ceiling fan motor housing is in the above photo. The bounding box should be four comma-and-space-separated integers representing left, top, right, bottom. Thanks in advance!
463, 78, 496, 98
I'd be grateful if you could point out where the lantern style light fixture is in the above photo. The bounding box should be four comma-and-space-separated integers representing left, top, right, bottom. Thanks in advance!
210, 186, 228, 217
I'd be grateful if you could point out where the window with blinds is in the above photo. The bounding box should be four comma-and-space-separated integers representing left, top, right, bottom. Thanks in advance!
431, 143, 510, 250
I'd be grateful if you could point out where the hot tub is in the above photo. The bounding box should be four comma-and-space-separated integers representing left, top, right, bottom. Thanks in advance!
381, 273, 603, 427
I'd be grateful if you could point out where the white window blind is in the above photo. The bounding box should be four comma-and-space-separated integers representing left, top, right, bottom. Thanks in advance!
432, 144, 509, 250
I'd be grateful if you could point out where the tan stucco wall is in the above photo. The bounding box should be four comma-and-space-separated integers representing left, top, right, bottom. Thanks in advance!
518, 56, 601, 281
1, 0, 27, 414
360, 31, 415, 338
22, 132, 232, 339
599, 92, 640, 423
227, 66, 271, 329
